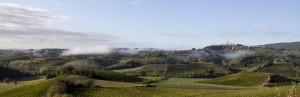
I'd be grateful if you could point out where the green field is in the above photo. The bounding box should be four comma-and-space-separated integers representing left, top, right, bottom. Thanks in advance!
155, 78, 247, 90
141, 76, 165, 81
71, 87, 208, 97
197, 72, 269, 86
158, 78, 208, 85
137, 57, 169, 64
114, 64, 169, 76
119, 57, 135, 63
258, 62, 297, 77
113, 66, 145, 73
0, 76, 64, 97
1, 75, 300, 97
94, 70, 143, 82
94, 80, 145, 87
71, 85, 300, 97
0, 76, 45, 93
65, 75, 145, 87
165, 62, 227, 77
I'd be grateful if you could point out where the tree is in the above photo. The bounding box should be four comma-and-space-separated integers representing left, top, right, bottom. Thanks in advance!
208, 69, 215, 75
3, 78, 10, 84
140, 70, 146, 76
46, 73, 56, 79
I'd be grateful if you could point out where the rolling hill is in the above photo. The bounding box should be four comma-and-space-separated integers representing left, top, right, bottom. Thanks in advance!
196, 72, 269, 86
264, 41, 300, 50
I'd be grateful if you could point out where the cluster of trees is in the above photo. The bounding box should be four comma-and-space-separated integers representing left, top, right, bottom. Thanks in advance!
91, 58, 117, 68
238, 55, 270, 67
46, 66, 95, 79
0, 67, 29, 80
4, 58, 69, 76
33, 49, 66, 57
105, 60, 143, 70
1, 47, 300, 80
192, 69, 226, 78
138, 51, 166, 58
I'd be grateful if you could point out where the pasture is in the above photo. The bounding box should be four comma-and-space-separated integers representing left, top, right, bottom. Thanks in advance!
0, 76, 45, 93
197, 72, 269, 86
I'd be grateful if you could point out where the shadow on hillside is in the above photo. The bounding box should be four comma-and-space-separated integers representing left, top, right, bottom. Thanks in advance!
11, 76, 45, 82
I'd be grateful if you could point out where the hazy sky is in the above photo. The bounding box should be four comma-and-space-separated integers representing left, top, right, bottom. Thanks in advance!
0, 0, 299, 49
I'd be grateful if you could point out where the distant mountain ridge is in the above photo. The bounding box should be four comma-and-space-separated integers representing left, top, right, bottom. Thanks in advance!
264, 41, 300, 50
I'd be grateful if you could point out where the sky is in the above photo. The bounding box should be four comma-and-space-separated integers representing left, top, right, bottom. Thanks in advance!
0, 0, 299, 50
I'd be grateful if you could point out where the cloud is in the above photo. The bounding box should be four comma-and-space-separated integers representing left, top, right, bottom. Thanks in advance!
131, 0, 139, 5
0, 3, 116, 49
61, 45, 112, 56
220, 50, 254, 60
0, 3, 68, 28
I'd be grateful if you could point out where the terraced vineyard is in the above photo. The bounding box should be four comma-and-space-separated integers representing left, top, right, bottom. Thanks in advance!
155, 78, 245, 90
264, 83, 296, 87
197, 72, 269, 86
258, 62, 297, 77
70, 85, 300, 97
165, 62, 227, 77
93, 70, 143, 82
1, 73, 300, 97
1, 42, 300, 97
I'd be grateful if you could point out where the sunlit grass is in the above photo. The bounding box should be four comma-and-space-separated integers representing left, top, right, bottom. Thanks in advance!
0, 76, 45, 93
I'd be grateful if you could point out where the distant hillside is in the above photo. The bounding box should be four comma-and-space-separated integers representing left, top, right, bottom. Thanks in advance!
196, 72, 269, 86
264, 42, 300, 50
0, 67, 29, 80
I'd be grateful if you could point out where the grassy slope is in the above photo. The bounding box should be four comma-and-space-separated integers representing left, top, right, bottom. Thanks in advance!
71, 87, 208, 97
158, 78, 208, 85
0, 76, 45, 93
265, 41, 300, 50
119, 57, 135, 63
0, 75, 144, 97
166, 62, 227, 76
113, 62, 227, 77
205, 85, 300, 97
71, 85, 300, 97
63, 60, 86, 66
269, 75, 297, 83
197, 72, 269, 86
66, 75, 145, 88
1, 75, 300, 97
106, 60, 142, 70
0, 50, 33, 61
258, 62, 297, 77
137, 57, 168, 64
9, 58, 45, 64
94, 80, 145, 87
0, 76, 65, 97
155, 78, 245, 90
94, 70, 143, 82
143, 64, 169, 76
141, 76, 165, 81
113, 64, 167, 72
113, 66, 145, 73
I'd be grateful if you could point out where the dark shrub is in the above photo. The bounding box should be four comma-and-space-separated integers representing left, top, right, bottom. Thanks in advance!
64, 75, 95, 88
46, 73, 56, 79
